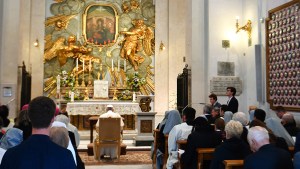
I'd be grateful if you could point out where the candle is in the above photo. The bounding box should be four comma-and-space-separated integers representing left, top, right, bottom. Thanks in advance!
83, 59, 85, 71
118, 59, 120, 72
71, 92, 74, 102
56, 75, 61, 91
112, 59, 114, 71
124, 59, 126, 72
89, 59, 92, 72
76, 58, 78, 71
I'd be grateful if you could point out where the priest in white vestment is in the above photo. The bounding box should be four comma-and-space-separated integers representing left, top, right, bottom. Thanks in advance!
94, 104, 124, 159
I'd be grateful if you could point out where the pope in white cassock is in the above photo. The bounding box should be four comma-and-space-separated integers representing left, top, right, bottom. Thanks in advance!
94, 104, 124, 159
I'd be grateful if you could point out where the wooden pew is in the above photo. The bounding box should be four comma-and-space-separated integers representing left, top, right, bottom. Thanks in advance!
152, 129, 160, 168
223, 160, 244, 169
177, 140, 187, 169
197, 148, 215, 169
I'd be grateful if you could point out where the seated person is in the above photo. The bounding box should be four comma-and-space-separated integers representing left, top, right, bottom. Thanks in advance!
249, 119, 289, 152
210, 107, 221, 124
265, 117, 295, 147
51, 121, 77, 165
0, 128, 23, 164
281, 113, 299, 137
253, 109, 266, 122
94, 105, 124, 160
156, 110, 181, 169
59, 106, 80, 147
219, 105, 232, 124
0, 105, 12, 130
214, 118, 226, 141
232, 112, 249, 144
49, 127, 69, 148
55, 114, 77, 148
166, 107, 196, 169
14, 110, 32, 140
244, 126, 293, 169
210, 120, 251, 169
181, 116, 222, 169
203, 105, 213, 124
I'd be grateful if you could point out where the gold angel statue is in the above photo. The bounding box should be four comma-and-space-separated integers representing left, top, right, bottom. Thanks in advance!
119, 19, 154, 70
44, 35, 92, 66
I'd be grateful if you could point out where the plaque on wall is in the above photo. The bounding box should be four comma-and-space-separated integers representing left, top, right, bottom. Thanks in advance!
217, 62, 235, 76
266, 0, 300, 111
210, 77, 242, 96
93, 80, 109, 98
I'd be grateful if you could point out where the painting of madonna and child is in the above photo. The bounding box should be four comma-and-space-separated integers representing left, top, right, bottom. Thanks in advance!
84, 5, 117, 46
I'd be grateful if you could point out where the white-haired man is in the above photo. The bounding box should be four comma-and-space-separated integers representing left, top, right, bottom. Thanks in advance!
244, 126, 293, 169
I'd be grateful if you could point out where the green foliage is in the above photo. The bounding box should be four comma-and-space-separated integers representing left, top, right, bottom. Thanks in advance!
127, 72, 146, 92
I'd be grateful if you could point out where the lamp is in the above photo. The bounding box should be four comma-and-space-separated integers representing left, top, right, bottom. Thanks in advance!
159, 41, 165, 51
33, 39, 39, 47
235, 17, 252, 46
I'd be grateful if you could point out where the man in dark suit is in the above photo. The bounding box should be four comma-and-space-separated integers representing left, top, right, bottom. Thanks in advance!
226, 87, 238, 113
0, 96, 76, 169
209, 93, 221, 108
244, 126, 293, 169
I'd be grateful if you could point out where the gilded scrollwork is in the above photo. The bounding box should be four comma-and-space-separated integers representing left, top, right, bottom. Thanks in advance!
44, 0, 155, 98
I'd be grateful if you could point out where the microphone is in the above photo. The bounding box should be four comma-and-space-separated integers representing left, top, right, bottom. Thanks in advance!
181, 102, 206, 114
6, 98, 15, 106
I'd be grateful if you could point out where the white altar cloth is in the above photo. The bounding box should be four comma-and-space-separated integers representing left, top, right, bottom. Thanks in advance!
66, 101, 139, 115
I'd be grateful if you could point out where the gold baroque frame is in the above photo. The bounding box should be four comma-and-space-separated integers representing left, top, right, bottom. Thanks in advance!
82, 3, 119, 46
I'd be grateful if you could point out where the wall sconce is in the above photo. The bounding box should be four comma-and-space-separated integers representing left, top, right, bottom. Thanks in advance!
159, 41, 165, 51
235, 17, 252, 46
222, 40, 230, 49
33, 39, 39, 47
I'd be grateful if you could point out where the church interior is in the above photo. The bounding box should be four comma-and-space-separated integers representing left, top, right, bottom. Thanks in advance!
0, 0, 299, 168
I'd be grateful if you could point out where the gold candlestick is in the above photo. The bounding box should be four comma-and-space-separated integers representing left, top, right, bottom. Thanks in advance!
81, 74, 86, 87
75, 76, 79, 87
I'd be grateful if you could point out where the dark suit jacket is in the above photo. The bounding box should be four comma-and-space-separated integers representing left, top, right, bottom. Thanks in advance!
295, 132, 300, 153
0, 134, 76, 169
244, 144, 293, 169
227, 97, 238, 113
210, 137, 251, 169
181, 129, 222, 169
213, 102, 221, 108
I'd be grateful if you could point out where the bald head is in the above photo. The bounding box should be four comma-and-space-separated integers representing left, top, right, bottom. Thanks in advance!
281, 113, 295, 125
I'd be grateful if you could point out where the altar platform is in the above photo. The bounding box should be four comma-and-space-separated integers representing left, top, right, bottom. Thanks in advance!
66, 100, 158, 147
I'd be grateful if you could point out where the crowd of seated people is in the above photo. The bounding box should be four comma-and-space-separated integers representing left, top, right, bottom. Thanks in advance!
153, 95, 300, 169
181, 116, 222, 169
0, 98, 83, 169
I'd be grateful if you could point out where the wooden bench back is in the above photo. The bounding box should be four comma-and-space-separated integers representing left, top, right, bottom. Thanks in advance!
223, 160, 244, 169
197, 148, 215, 169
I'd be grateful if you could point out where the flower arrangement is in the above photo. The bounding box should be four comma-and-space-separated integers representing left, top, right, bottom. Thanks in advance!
127, 72, 146, 92
60, 70, 75, 88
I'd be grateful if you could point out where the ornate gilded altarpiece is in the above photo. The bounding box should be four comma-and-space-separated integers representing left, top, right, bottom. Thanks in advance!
266, 0, 300, 111
44, 0, 155, 101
